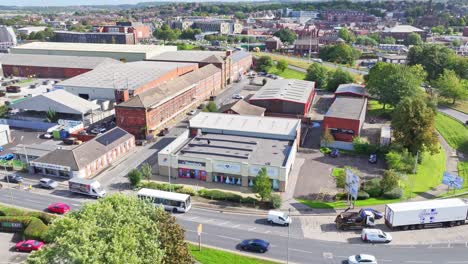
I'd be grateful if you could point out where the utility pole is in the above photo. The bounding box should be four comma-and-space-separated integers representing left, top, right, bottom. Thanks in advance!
410, 151, 419, 199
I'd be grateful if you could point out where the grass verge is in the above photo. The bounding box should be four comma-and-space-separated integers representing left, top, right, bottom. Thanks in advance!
189, 244, 279, 264
434, 113, 468, 154
268, 66, 306, 80
438, 98, 468, 114
367, 100, 393, 119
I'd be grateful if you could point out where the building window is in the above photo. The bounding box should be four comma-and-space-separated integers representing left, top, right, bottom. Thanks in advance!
212, 174, 241, 186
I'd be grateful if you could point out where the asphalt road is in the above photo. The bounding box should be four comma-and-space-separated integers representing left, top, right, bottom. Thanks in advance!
438, 106, 468, 124
1, 189, 468, 264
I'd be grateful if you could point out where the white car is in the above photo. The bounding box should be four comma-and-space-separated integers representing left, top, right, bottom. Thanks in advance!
91, 127, 106, 134
267, 210, 292, 226
348, 254, 377, 264
232, 94, 244, 100
39, 178, 58, 189
361, 229, 392, 243
42, 133, 53, 139
187, 110, 197, 115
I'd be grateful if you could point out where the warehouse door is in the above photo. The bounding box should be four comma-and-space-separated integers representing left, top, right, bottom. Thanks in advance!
0, 130, 9, 146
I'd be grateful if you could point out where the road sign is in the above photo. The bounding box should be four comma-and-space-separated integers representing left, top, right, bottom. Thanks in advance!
442, 172, 463, 189
345, 169, 360, 200
197, 223, 203, 235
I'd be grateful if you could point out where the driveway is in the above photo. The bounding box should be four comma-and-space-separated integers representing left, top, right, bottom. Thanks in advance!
0, 232, 28, 263
438, 106, 467, 124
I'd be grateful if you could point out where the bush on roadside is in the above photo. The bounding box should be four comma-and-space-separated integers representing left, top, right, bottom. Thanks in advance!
240, 196, 259, 205
334, 170, 345, 188
128, 169, 142, 187
352, 137, 379, 155
0, 206, 56, 225
198, 189, 260, 205
270, 194, 282, 209
357, 191, 370, 200
140, 182, 192, 195
320, 147, 332, 154
24, 218, 48, 241
363, 178, 383, 198
385, 149, 414, 173
178, 187, 196, 196
382, 187, 403, 199
335, 192, 347, 200
380, 170, 400, 192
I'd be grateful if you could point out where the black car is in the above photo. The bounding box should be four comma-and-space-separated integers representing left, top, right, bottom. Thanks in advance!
329, 149, 339, 158
4, 174, 23, 183
239, 239, 270, 253
368, 154, 377, 164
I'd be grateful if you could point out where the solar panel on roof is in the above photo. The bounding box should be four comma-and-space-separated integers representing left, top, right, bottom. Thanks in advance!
96, 129, 127, 146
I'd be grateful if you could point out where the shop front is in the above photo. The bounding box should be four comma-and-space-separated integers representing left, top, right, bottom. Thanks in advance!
212, 173, 242, 186
177, 160, 207, 181
211, 161, 243, 186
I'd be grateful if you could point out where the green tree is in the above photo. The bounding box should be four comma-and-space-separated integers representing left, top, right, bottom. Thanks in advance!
234, 11, 247, 19
451, 39, 462, 47
128, 169, 142, 187
355, 36, 378, 46
406, 32, 423, 45
276, 59, 288, 72
431, 25, 445, 35
432, 69, 468, 104
202, 101, 218, 112
46, 108, 58, 123
380, 36, 396, 44
256, 55, 274, 72
27, 194, 192, 264
380, 170, 399, 192
140, 163, 153, 182
407, 44, 456, 80
273, 28, 297, 44
252, 167, 272, 202
338, 28, 355, 43
0, 105, 8, 118
391, 97, 439, 155
153, 24, 180, 43
306, 63, 329, 89
319, 43, 360, 65
321, 126, 335, 147
365, 62, 426, 108
326, 68, 355, 91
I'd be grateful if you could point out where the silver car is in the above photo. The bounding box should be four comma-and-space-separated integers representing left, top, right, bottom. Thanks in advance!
348, 254, 377, 264
39, 178, 58, 189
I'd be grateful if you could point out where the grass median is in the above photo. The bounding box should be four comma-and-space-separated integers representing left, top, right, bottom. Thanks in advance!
189, 244, 279, 264
268, 66, 306, 80
435, 113, 468, 154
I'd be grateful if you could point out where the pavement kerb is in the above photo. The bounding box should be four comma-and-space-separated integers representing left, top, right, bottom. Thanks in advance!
186, 240, 291, 264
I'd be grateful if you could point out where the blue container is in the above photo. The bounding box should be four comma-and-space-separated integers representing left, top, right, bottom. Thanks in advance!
59, 130, 69, 139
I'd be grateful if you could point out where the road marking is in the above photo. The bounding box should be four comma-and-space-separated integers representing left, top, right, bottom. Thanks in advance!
232, 224, 240, 228
248, 227, 256, 231
264, 230, 271, 234
218, 221, 230, 226
215, 235, 239, 241
289, 248, 314, 254
404, 261, 432, 263
448, 261, 468, 263
204, 219, 215, 223
322, 252, 333, 259
188, 216, 199, 221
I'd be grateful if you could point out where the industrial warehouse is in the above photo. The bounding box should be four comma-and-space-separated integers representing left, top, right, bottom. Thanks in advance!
158, 112, 300, 191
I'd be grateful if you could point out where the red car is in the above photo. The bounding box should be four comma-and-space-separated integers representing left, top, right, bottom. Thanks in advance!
15, 240, 44, 252
47, 203, 71, 214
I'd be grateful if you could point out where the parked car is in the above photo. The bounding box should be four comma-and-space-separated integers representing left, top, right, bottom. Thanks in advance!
267, 210, 292, 226
258, 72, 267, 76
90, 127, 106, 134
135, 140, 147, 146
4, 174, 23, 183
187, 110, 197, 115
312, 58, 323, 63
197, 103, 206, 109
15, 240, 44, 252
239, 239, 270, 253
39, 178, 58, 189
329, 149, 339, 158
47, 203, 71, 214
363, 208, 383, 219
158, 128, 169, 136
361, 228, 392, 243
348, 254, 377, 264
41, 133, 53, 139
368, 154, 377, 164
232, 94, 244, 100
0, 153, 14, 160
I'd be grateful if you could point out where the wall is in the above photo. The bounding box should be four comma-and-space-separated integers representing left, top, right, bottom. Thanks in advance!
322, 116, 360, 142
0, 118, 55, 131
11, 48, 147, 62
115, 108, 147, 139
2, 65, 91, 79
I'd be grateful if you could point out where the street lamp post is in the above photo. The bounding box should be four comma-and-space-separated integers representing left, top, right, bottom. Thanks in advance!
287, 208, 291, 264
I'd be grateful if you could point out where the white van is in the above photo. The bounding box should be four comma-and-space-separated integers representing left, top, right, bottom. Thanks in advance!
361, 228, 392, 243
267, 210, 292, 226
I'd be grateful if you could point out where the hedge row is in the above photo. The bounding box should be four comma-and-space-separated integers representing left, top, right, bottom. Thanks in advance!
0, 216, 48, 241
197, 189, 260, 205
0, 206, 56, 225
141, 182, 196, 196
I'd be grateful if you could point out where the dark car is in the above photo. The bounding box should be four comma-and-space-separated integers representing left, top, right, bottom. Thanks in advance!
4, 174, 23, 183
329, 149, 339, 158
239, 239, 270, 253
368, 154, 377, 164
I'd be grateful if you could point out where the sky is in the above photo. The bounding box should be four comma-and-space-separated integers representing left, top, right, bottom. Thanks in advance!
0, 0, 242, 6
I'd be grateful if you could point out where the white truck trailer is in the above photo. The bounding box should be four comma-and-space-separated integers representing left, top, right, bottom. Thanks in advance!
385, 198, 468, 230
69, 178, 106, 198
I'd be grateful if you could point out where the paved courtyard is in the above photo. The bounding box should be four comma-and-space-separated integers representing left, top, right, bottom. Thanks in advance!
0, 232, 28, 264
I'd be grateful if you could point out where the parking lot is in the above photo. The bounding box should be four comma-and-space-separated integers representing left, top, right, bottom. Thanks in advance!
0, 233, 28, 264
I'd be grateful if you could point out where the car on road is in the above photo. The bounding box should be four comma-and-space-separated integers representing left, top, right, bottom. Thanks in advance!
0, 153, 14, 160
15, 240, 44, 252
4, 174, 23, 183
39, 178, 58, 189
239, 239, 270, 253
312, 58, 323, 63
232, 94, 244, 100
47, 202, 71, 214
267, 210, 291, 226
329, 149, 339, 158
187, 110, 197, 115
368, 154, 377, 164
90, 127, 106, 135
361, 229, 392, 243
348, 254, 377, 264
41, 133, 53, 139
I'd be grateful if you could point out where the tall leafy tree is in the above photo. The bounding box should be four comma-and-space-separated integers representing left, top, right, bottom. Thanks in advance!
27, 194, 192, 264
380, 36, 396, 44
140, 163, 153, 182
406, 32, 423, 45
256, 56, 274, 72
338, 28, 355, 43
391, 97, 439, 155
276, 59, 288, 72
273, 28, 297, 44
326, 68, 355, 91
319, 43, 361, 65
306, 63, 329, 89
407, 44, 456, 80
153, 24, 180, 43
365, 62, 426, 108
433, 69, 468, 104
355, 36, 378, 46
253, 168, 272, 202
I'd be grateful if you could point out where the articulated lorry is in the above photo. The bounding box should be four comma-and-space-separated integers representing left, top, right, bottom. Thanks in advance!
385, 198, 468, 230
69, 178, 106, 198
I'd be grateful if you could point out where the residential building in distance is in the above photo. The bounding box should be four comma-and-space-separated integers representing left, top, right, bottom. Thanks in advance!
293, 37, 319, 55
92, 21, 151, 43
219, 100, 266, 116
0, 54, 121, 78
323, 97, 367, 142
55, 61, 198, 101
0, 26, 17, 52
54, 31, 136, 44
17, 26, 47, 36
158, 112, 301, 191
265, 36, 283, 51
382, 25, 425, 44
249, 79, 315, 118
378, 54, 407, 64
10, 42, 177, 62
463, 26, 468, 37
29, 127, 135, 179
172, 18, 242, 34
322, 10, 377, 23
115, 65, 222, 139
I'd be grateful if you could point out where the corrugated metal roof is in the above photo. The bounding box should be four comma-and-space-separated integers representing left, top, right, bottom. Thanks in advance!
0, 54, 121, 69
219, 100, 266, 116
148, 50, 226, 62
249, 79, 315, 104
325, 97, 366, 120
231, 51, 251, 62
335, 83, 366, 96
56, 61, 197, 90
384, 25, 423, 33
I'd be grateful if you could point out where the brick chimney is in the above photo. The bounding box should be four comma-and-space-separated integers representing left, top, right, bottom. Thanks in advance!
115, 89, 130, 104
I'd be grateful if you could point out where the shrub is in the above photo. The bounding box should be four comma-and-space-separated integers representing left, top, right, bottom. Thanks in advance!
0, 206, 56, 225
334, 169, 346, 188
320, 147, 331, 154
128, 169, 142, 187
380, 170, 400, 192
363, 178, 383, 198
352, 137, 378, 155
140, 182, 192, 195
357, 191, 370, 200
270, 194, 282, 209
385, 150, 414, 173
198, 189, 260, 204
178, 187, 196, 196
24, 218, 48, 241
382, 187, 403, 199
335, 192, 347, 200
240, 196, 259, 205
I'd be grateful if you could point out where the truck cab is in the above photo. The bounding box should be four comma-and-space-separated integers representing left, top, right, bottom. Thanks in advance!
335, 210, 376, 230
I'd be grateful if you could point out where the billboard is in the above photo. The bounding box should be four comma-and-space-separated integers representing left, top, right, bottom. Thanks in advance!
345, 169, 360, 200
442, 172, 463, 189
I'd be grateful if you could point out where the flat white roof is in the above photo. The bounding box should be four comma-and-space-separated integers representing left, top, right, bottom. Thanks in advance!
387, 199, 468, 212
189, 112, 300, 139
384, 25, 424, 33
137, 188, 190, 201
12, 42, 177, 54
250, 79, 315, 104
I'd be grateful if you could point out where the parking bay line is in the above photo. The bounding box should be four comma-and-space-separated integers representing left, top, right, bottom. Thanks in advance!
289, 248, 315, 254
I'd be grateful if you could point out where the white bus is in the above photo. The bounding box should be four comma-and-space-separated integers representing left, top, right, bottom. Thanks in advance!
137, 188, 192, 213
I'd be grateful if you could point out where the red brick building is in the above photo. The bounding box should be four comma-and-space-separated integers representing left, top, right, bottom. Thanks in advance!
322, 97, 367, 142
0, 54, 121, 79
230, 51, 253, 82
93, 21, 151, 43
115, 64, 222, 138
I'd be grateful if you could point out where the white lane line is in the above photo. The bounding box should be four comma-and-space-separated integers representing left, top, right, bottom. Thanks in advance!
448, 261, 468, 264
216, 235, 240, 241
380, 260, 393, 262
188, 216, 199, 221
71, 203, 81, 207
218, 221, 230, 226
204, 219, 216, 223
289, 248, 315, 254
232, 224, 240, 228
264, 230, 271, 234
248, 227, 256, 231
404, 261, 432, 263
